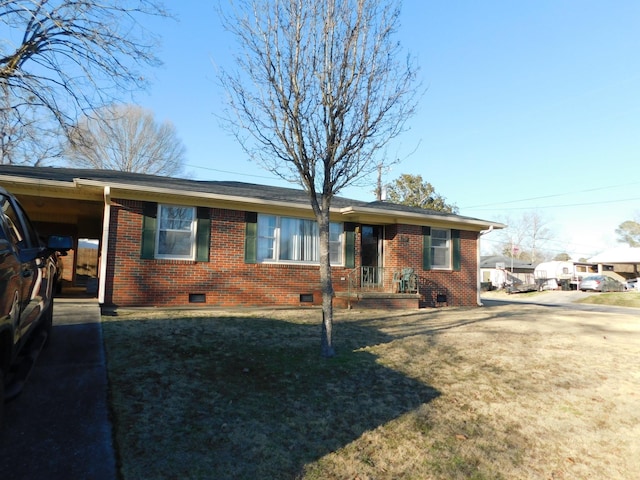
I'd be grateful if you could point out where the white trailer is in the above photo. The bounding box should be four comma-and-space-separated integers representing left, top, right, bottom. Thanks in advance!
534, 261, 596, 290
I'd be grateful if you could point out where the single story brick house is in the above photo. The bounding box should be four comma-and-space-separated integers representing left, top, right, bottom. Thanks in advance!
0, 165, 504, 309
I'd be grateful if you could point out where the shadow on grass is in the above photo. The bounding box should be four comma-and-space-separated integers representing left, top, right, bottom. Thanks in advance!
103, 314, 440, 480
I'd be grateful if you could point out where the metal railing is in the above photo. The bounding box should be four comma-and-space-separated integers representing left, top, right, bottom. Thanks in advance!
347, 267, 394, 292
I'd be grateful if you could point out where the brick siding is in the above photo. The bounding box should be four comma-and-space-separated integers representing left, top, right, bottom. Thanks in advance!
104, 200, 480, 308
384, 224, 479, 307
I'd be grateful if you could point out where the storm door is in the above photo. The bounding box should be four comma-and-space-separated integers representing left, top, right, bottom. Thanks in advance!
360, 225, 383, 288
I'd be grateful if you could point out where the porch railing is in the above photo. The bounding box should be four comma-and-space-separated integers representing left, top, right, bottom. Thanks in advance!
349, 267, 388, 293
346, 267, 397, 292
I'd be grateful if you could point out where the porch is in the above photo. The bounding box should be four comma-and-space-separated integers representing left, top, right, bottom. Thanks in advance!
334, 267, 449, 309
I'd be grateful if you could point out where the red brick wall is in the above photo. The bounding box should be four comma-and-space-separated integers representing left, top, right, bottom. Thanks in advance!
104, 200, 479, 308
384, 225, 479, 307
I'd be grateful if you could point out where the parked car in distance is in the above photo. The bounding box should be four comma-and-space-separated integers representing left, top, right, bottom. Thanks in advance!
625, 278, 639, 291
0, 187, 72, 427
578, 275, 624, 292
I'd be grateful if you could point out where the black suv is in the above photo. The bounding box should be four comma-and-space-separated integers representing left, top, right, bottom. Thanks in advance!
0, 187, 71, 426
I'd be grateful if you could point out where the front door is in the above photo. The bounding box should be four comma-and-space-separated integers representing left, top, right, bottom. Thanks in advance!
361, 225, 383, 287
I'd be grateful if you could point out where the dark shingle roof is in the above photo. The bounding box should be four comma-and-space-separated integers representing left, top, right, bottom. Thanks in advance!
480, 255, 536, 269
0, 164, 364, 207
0, 164, 502, 226
365, 200, 461, 219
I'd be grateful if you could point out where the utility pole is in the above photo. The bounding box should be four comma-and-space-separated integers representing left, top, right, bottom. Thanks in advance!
375, 163, 383, 201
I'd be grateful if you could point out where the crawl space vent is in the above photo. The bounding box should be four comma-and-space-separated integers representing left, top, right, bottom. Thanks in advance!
189, 293, 206, 303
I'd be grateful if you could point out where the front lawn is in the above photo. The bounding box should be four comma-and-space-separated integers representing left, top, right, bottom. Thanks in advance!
575, 291, 640, 307
102, 305, 640, 479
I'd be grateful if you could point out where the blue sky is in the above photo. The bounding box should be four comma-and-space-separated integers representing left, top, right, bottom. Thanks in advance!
137, 0, 640, 260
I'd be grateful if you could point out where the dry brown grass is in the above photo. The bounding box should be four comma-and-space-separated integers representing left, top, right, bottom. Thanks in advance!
102, 303, 640, 479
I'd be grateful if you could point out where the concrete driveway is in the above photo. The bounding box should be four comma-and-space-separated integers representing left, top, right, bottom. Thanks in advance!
0, 298, 116, 480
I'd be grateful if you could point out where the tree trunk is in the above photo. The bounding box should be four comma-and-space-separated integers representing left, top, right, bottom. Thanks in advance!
318, 209, 335, 357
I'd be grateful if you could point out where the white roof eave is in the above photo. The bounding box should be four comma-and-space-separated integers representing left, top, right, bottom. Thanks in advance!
338, 205, 506, 231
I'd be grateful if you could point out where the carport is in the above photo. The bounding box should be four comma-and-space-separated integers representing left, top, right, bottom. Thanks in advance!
0, 168, 105, 297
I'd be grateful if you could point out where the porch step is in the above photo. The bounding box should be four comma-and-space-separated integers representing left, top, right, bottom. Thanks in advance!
335, 292, 420, 309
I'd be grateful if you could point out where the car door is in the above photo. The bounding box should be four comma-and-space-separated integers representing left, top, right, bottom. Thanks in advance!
0, 220, 21, 334
0, 194, 45, 344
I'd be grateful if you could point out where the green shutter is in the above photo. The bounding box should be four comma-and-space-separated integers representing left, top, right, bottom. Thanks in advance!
141, 202, 158, 259
344, 222, 356, 268
196, 207, 211, 262
244, 212, 258, 264
452, 229, 461, 271
422, 226, 432, 270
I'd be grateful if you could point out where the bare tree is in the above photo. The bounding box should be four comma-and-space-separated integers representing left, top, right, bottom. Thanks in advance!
218, 0, 418, 356
0, 90, 63, 165
495, 211, 552, 263
66, 104, 186, 176
0, 0, 170, 164
386, 174, 459, 213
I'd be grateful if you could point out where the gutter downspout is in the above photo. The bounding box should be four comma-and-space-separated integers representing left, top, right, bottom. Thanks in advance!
477, 226, 494, 306
98, 186, 111, 305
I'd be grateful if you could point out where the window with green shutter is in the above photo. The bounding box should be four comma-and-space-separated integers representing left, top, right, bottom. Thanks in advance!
155, 205, 197, 260
424, 227, 458, 270
141, 202, 210, 262
245, 213, 346, 265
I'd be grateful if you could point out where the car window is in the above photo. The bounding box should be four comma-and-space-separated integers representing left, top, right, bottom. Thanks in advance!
0, 193, 37, 250
0, 218, 10, 244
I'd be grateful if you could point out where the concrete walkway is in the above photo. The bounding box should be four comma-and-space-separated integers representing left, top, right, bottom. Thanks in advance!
0, 298, 117, 480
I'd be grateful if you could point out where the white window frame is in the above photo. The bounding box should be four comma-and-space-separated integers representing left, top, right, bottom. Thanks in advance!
329, 222, 343, 265
155, 204, 197, 260
257, 214, 343, 265
431, 228, 451, 270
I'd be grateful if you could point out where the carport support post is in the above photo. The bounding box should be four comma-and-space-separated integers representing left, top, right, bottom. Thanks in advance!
98, 186, 111, 304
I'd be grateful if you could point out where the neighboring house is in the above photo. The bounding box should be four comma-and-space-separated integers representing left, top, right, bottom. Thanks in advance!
480, 255, 536, 290
588, 247, 640, 282
0, 165, 504, 309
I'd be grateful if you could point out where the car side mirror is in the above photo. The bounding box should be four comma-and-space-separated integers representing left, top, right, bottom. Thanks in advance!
47, 235, 73, 251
